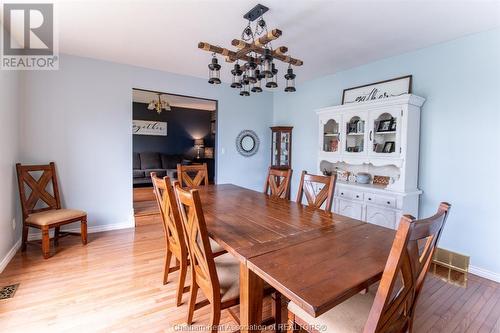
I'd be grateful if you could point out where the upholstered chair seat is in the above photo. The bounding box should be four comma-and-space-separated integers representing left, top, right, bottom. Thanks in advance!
214, 253, 241, 303
288, 288, 376, 332
215, 251, 273, 303
26, 209, 87, 226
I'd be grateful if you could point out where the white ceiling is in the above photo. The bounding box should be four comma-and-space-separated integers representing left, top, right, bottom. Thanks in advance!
132, 89, 216, 111
10, 0, 500, 83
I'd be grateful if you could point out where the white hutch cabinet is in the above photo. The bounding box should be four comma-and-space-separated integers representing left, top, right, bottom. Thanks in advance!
317, 94, 425, 229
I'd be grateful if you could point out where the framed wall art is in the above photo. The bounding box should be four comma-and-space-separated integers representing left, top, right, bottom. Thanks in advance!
342, 75, 412, 104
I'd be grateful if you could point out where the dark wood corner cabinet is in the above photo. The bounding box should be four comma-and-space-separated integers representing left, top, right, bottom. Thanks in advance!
270, 126, 293, 170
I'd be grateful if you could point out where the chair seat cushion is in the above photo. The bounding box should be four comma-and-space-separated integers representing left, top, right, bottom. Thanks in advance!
214, 250, 272, 304
26, 209, 86, 226
209, 238, 225, 254
214, 253, 240, 303
288, 288, 376, 333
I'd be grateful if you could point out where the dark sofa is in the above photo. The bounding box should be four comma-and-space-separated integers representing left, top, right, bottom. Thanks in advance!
133, 152, 187, 186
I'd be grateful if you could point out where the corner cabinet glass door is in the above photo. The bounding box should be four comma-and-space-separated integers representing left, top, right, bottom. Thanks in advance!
320, 115, 342, 154
271, 126, 293, 169
369, 108, 401, 157
343, 111, 368, 155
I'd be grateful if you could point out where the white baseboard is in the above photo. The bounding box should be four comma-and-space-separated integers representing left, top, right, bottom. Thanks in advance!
28, 220, 135, 241
470, 265, 500, 283
0, 239, 21, 273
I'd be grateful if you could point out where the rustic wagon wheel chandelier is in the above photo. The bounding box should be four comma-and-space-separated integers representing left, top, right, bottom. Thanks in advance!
198, 4, 303, 96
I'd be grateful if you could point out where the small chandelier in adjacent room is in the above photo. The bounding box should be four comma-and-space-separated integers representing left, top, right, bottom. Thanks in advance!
148, 94, 171, 114
198, 4, 303, 96
284, 64, 296, 92
208, 54, 221, 84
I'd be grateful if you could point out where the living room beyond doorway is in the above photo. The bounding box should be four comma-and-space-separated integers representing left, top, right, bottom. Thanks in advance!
131, 88, 217, 226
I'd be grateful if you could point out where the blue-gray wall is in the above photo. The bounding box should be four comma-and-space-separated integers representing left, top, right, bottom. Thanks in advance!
273, 28, 500, 276
21, 54, 273, 232
133, 102, 214, 158
0, 69, 22, 271
11, 29, 500, 278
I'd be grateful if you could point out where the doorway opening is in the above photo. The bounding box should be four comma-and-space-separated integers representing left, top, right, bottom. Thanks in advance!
131, 88, 217, 226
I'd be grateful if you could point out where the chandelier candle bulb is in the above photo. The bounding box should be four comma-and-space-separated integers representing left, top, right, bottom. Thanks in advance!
230, 63, 243, 88
240, 84, 250, 96
284, 65, 296, 92
245, 57, 257, 83
265, 63, 278, 88
208, 55, 221, 84
251, 68, 263, 92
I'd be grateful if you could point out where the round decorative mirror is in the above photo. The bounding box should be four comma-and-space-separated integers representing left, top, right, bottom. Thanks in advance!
236, 130, 260, 157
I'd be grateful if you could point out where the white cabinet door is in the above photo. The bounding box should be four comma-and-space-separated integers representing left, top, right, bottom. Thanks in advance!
365, 205, 396, 229
338, 199, 363, 220
368, 106, 402, 158
319, 114, 343, 155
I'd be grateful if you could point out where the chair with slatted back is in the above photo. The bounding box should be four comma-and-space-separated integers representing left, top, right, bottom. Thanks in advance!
174, 184, 281, 332
16, 162, 87, 259
296, 171, 337, 212
151, 173, 226, 306
287, 202, 451, 333
177, 163, 209, 187
151, 173, 190, 306
264, 167, 293, 200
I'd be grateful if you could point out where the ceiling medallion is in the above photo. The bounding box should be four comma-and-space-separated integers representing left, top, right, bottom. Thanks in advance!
198, 4, 303, 96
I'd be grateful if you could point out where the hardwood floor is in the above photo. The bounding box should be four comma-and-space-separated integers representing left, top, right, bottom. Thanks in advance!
0, 223, 499, 332
134, 187, 161, 227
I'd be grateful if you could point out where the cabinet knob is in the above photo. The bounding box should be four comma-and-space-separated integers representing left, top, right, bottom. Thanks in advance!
341, 192, 344, 195
356, 195, 359, 198
387, 201, 391, 205
368, 197, 372, 201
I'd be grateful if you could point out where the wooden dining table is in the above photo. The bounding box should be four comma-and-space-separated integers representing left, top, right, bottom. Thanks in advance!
196, 184, 396, 332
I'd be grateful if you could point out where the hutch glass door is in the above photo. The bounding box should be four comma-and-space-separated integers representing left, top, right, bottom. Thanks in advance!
322, 116, 341, 154
344, 112, 368, 154
369, 108, 401, 157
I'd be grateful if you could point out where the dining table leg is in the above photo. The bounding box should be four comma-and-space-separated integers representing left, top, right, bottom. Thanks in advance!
240, 262, 264, 333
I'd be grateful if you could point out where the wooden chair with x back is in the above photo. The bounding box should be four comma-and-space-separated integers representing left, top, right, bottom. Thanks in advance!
151, 172, 226, 306
296, 171, 337, 212
151, 173, 190, 306
287, 202, 451, 333
177, 163, 209, 187
174, 184, 282, 332
16, 162, 87, 259
264, 167, 293, 200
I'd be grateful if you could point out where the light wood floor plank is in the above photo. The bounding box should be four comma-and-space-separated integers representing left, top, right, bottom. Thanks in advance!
1, 223, 499, 332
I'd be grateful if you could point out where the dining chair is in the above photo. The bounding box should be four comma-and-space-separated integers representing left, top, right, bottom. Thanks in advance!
264, 167, 293, 200
151, 173, 225, 307
16, 162, 87, 259
287, 202, 451, 333
296, 171, 337, 211
174, 184, 282, 332
177, 163, 209, 187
